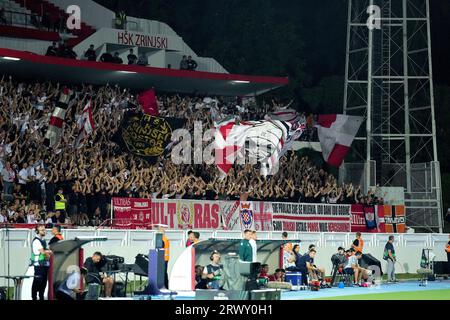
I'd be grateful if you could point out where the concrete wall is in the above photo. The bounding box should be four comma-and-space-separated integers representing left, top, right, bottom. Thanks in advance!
46, 0, 115, 30
0, 36, 51, 55
1, 229, 449, 287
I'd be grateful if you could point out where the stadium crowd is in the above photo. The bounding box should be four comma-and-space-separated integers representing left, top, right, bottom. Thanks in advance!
0, 76, 383, 226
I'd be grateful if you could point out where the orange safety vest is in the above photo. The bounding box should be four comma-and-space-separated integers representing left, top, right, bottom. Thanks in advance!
445, 243, 450, 253
163, 234, 170, 261
353, 238, 364, 253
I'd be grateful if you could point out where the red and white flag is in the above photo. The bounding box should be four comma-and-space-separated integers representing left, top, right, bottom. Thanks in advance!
214, 118, 249, 175
44, 88, 73, 148
266, 108, 301, 124
75, 100, 95, 149
214, 118, 304, 176
315, 114, 363, 167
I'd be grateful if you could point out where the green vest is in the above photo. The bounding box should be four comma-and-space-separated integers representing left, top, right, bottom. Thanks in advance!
239, 239, 253, 262
55, 193, 66, 211
30, 237, 48, 267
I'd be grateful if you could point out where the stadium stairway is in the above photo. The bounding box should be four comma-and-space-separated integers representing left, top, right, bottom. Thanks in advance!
11, 0, 96, 46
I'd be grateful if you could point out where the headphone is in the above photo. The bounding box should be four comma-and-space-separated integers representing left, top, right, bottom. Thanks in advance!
210, 250, 219, 261
35, 225, 43, 234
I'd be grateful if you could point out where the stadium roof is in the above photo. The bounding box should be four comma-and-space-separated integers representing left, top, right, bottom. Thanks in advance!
0, 48, 288, 96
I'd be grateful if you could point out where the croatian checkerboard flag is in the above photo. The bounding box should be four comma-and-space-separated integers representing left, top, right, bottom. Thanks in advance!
315, 114, 363, 167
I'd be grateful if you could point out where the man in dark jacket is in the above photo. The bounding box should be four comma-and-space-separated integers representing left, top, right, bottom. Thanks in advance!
48, 225, 63, 246
84, 45, 97, 61
84, 252, 114, 297
179, 55, 188, 70
331, 247, 347, 268
100, 52, 114, 63
111, 52, 123, 64
297, 249, 316, 285
46, 42, 58, 56
127, 49, 137, 65
187, 56, 198, 71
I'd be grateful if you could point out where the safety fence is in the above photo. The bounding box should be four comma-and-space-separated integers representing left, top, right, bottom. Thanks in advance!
1, 228, 448, 250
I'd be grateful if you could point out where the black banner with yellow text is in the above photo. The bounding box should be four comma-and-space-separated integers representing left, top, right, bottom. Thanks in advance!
113, 111, 185, 162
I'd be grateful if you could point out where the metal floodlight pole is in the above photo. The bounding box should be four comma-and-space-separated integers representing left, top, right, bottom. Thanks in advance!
425, 0, 438, 164
343, 0, 352, 118
344, 0, 442, 231
366, 0, 374, 194
425, 0, 443, 233
402, 0, 412, 193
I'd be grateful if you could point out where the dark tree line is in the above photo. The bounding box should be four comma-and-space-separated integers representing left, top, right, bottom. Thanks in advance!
95, 0, 450, 222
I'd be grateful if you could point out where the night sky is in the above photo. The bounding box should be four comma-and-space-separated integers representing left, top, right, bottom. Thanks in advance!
95, 0, 450, 87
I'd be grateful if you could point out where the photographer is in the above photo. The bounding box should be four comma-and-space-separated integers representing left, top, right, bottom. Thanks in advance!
202, 250, 223, 289
331, 247, 347, 269
83, 252, 114, 297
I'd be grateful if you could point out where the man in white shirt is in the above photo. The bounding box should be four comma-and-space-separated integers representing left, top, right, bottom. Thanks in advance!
0, 210, 7, 223
1, 161, 15, 195
56, 267, 87, 300
27, 212, 37, 224
36, 93, 47, 111
27, 161, 36, 180
344, 251, 369, 286
249, 231, 258, 263
18, 162, 29, 194
31, 225, 52, 300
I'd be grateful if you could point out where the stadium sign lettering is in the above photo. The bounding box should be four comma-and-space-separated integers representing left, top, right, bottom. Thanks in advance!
384, 217, 406, 224
117, 31, 169, 49
111, 199, 405, 233
151, 201, 220, 229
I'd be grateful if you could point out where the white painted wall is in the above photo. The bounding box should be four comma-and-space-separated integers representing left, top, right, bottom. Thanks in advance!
0, 36, 52, 55
147, 49, 165, 68
1, 229, 449, 287
46, 0, 115, 30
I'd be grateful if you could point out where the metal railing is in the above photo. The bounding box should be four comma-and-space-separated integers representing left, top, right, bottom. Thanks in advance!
111, 19, 140, 32
0, 9, 41, 29
0, 228, 448, 249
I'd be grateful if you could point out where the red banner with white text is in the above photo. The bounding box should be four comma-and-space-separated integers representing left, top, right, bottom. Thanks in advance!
271, 203, 352, 232
112, 198, 152, 229
110, 198, 404, 232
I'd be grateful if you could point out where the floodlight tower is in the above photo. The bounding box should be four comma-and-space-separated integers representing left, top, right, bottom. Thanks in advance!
343, 0, 443, 232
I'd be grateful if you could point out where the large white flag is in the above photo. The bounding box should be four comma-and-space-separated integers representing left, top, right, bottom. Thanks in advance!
214, 119, 305, 176
75, 100, 95, 149
315, 114, 363, 167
